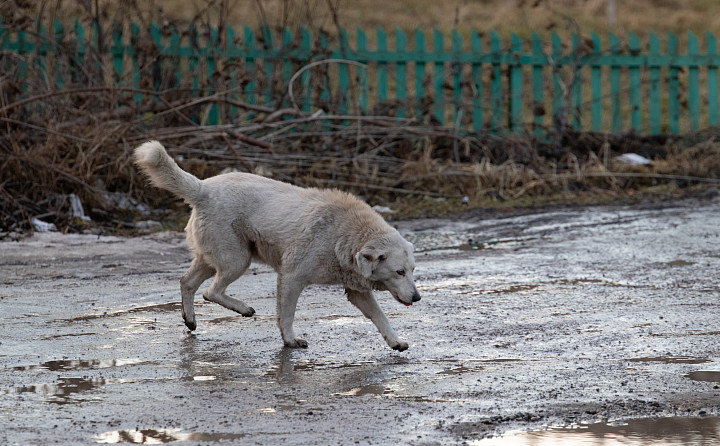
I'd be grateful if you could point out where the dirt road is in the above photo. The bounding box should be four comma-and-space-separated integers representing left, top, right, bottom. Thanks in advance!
2, 195, 720, 444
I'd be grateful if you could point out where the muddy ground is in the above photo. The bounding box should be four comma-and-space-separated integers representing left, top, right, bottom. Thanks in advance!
2, 193, 720, 445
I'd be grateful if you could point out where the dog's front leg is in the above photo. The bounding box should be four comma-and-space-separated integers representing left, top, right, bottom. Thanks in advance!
277, 273, 308, 348
346, 290, 408, 351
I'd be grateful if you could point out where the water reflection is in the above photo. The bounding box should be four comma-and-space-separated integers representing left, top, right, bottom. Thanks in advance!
94, 428, 247, 444
686, 371, 720, 384
627, 356, 713, 365
11, 377, 143, 404
12, 358, 145, 371
479, 417, 720, 446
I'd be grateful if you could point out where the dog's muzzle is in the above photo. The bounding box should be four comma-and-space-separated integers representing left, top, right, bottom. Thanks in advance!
399, 291, 421, 307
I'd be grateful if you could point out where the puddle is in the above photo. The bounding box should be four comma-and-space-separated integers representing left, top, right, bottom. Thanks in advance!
662, 259, 697, 267
457, 242, 484, 251
9, 377, 145, 404
333, 385, 394, 397
477, 416, 720, 445
397, 395, 451, 403
190, 375, 216, 381
294, 360, 375, 371
94, 428, 247, 444
62, 302, 182, 323
206, 314, 274, 324
320, 314, 360, 321
38, 332, 98, 340
12, 358, 146, 371
406, 230, 536, 253
685, 371, 720, 384
484, 285, 539, 295
626, 356, 713, 365
437, 365, 486, 375
9, 374, 217, 404
432, 358, 525, 376
553, 278, 605, 285
264, 360, 374, 377
430, 358, 525, 364
650, 331, 720, 338
457, 285, 540, 296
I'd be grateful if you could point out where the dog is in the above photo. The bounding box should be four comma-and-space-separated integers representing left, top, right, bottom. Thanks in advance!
134, 141, 420, 351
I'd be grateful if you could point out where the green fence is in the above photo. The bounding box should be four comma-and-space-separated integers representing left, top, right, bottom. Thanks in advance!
3, 20, 720, 136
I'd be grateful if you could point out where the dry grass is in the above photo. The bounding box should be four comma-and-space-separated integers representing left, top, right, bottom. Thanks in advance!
8, 1, 720, 46
13, 0, 720, 40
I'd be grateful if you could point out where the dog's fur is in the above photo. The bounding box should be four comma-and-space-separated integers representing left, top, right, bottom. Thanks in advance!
134, 141, 420, 351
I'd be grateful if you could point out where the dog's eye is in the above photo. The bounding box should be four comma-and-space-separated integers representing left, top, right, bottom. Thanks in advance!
396, 270, 406, 277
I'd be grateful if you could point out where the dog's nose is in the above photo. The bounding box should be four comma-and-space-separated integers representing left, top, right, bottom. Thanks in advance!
412, 292, 421, 302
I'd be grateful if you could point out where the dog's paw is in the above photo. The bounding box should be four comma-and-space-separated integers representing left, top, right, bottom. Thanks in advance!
241, 306, 256, 317
284, 338, 309, 349
391, 341, 409, 352
184, 318, 197, 331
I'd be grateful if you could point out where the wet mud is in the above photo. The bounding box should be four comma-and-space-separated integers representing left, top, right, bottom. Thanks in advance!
2, 196, 720, 444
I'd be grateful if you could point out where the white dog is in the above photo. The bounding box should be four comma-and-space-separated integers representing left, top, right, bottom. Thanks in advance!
134, 141, 420, 351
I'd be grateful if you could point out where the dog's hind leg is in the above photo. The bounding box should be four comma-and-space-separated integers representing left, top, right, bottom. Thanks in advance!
180, 256, 215, 331
202, 250, 256, 318
346, 290, 408, 351
277, 273, 308, 348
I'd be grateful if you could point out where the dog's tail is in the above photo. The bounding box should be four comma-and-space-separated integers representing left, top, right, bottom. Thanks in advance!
134, 140, 202, 205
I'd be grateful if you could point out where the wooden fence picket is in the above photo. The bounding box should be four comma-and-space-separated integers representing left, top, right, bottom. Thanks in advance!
509, 33, 523, 133
451, 29, 463, 125
708, 31, 719, 128
688, 31, 701, 131
551, 33, 564, 131
490, 31, 503, 131
590, 32, 603, 132
377, 27, 388, 105
668, 32, 680, 134
414, 29, 426, 120
300, 27, 313, 113
243, 25, 256, 106
396, 28, 408, 118
531, 33, 544, 136
648, 32, 662, 134
337, 29, 351, 115
433, 29, 444, 125
471, 30, 483, 132
609, 33, 622, 134
629, 32, 642, 132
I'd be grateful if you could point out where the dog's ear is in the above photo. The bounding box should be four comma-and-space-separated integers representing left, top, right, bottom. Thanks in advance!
354, 250, 385, 278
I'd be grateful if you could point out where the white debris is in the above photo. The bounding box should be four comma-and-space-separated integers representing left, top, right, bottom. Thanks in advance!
615, 153, 652, 166
69, 193, 91, 221
371, 205, 396, 214
31, 218, 57, 232
252, 166, 273, 178
134, 220, 162, 231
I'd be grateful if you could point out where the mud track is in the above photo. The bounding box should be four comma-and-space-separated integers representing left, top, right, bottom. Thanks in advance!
2, 196, 720, 444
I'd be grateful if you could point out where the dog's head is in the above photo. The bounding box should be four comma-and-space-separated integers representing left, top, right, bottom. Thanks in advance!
354, 232, 421, 306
